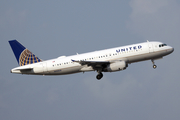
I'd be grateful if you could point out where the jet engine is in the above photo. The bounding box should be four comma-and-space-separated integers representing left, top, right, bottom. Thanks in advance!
104, 61, 127, 72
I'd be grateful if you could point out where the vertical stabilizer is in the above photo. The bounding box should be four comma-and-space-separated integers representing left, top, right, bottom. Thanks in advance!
9, 40, 42, 66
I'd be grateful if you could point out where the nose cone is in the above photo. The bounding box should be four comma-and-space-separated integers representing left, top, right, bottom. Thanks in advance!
171, 47, 174, 53
167, 47, 174, 54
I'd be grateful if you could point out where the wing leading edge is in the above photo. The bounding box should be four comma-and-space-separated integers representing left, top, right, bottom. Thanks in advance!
72, 59, 110, 70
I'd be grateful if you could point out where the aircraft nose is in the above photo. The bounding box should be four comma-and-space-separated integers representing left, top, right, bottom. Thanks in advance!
171, 47, 174, 53
167, 47, 174, 54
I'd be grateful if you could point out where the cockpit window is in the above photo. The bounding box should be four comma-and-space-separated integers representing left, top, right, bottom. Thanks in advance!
159, 44, 167, 47
163, 44, 167, 46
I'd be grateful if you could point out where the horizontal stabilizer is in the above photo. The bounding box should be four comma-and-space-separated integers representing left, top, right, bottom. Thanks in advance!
12, 64, 33, 70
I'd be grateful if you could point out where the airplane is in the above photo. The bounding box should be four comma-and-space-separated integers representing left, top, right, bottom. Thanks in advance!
9, 40, 174, 80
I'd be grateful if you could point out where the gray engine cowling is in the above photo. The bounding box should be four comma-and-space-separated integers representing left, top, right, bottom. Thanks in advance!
104, 61, 127, 72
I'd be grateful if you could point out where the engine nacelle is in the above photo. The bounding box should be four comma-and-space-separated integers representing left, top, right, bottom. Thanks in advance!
104, 61, 127, 72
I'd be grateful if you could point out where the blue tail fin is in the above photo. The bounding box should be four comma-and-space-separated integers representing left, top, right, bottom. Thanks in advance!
9, 40, 42, 66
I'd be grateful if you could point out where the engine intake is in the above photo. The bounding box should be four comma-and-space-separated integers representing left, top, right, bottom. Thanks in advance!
104, 61, 127, 72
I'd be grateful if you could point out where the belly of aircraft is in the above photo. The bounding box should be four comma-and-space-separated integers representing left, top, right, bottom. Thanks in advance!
45, 66, 82, 75
127, 50, 167, 63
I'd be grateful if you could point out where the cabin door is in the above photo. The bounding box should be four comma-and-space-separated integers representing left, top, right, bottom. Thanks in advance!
42, 62, 47, 73
148, 43, 154, 53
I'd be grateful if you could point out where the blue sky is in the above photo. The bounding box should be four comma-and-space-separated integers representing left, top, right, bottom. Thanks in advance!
1, 0, 180, 120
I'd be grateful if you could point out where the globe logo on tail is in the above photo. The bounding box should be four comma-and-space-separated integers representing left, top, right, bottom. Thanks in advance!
19, 49, 42, 66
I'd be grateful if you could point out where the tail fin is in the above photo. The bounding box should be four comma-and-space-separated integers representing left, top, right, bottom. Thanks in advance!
9, 40, 42, 66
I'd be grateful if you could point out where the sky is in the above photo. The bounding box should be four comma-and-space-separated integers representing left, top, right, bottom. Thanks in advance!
0, 0, 180, 120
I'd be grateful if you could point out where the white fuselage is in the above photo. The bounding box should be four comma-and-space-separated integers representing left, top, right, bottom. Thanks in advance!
11, 41, 174, 75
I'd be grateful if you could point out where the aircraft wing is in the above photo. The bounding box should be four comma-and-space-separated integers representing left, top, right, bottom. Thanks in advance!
71, 59, 110, 69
